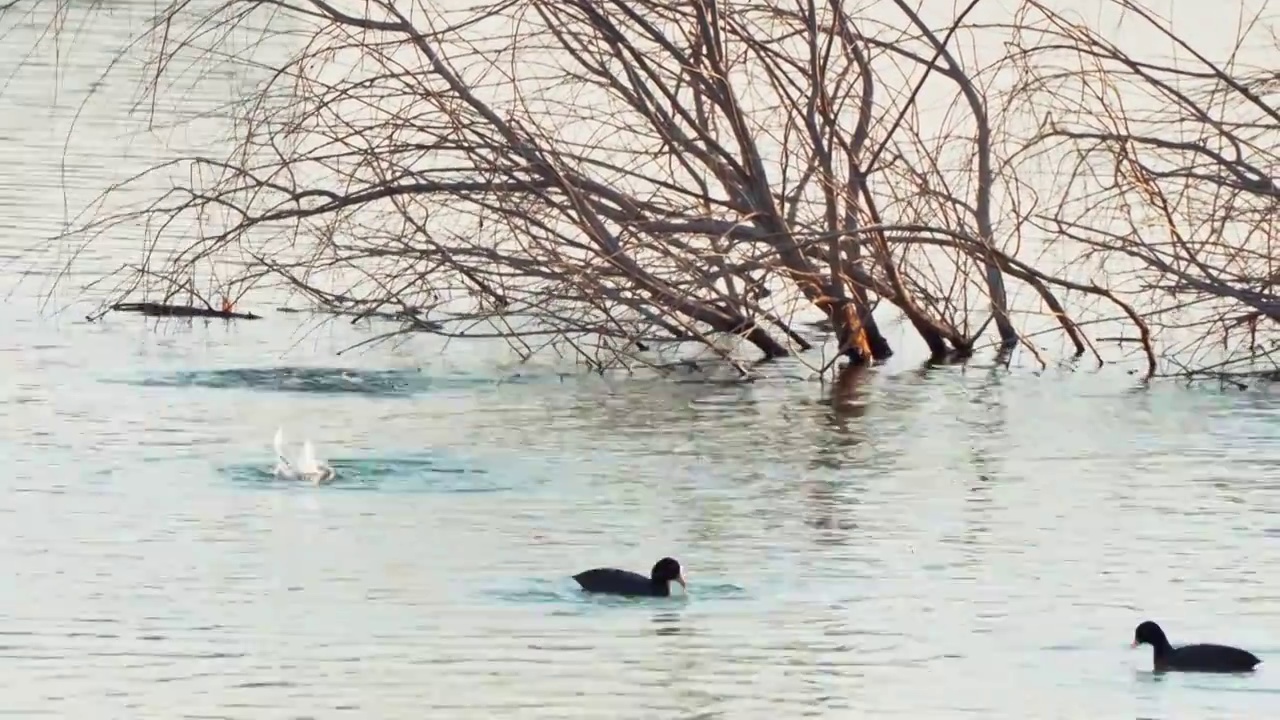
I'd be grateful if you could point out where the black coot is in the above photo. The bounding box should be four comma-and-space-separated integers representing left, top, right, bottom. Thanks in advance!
1132, 620, 1261, 672
572, 557, 686, 597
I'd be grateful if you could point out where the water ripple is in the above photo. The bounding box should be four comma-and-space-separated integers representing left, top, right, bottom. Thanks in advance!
220, 454, 508, 493
108, 366, 548, 398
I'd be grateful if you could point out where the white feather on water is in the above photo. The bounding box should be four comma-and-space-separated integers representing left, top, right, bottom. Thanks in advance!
272, 427, 336, 485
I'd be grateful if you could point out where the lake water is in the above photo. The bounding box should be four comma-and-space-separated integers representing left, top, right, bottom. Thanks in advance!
3, 1, 1280, 718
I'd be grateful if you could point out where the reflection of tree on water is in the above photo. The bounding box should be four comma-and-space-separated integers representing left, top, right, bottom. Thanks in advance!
804, 362, 1016, 548
122, 365, 544, 398
812, 364, 879, 468
803, 365, 873, 544
651, 610, 687, 637
566, 373, 765, 437
802, 364, 940, 544
958, 365, 1006, 559
646, 609, 720, 716
809, 363, 944, 466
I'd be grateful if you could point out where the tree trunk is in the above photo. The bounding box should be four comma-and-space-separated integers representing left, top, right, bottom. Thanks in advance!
852, 286, 894, 360
831, 300, 873, 364
701, 312, 792, 360
831, 256, 951, 361
905, 313, 950, 360
863, 316, 893, 360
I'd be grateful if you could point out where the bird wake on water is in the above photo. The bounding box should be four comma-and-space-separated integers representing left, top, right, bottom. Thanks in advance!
272, 427, 336, 485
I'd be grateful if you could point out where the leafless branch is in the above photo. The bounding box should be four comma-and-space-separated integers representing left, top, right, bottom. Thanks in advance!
26, 0, 1191, 377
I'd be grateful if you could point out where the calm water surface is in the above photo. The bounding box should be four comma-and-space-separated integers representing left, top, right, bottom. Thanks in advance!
3, 2, 1280, 718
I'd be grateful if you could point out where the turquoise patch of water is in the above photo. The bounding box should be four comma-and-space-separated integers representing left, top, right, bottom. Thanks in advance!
220, 454, 511, 493
107, 366, 551, 398
690, 582, 750, 599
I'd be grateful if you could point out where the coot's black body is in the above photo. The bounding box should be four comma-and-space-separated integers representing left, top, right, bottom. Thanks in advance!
1133, 620, 1261, 673
573, 557, 685, 597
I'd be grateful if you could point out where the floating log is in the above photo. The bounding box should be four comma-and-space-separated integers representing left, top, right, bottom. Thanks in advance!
110, 302, 262, 320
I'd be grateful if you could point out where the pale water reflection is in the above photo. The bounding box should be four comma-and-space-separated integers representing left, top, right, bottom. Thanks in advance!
3, 0, 1280, 718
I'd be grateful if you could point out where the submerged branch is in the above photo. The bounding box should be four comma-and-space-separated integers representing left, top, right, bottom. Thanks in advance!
108, 302, 263, 321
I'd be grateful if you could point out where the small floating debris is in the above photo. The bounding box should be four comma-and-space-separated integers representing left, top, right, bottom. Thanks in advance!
274, 305, 443, 330
107, 301, 261, 320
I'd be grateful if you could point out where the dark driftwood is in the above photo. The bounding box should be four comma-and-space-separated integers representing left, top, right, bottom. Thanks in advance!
111, 302, 262, 320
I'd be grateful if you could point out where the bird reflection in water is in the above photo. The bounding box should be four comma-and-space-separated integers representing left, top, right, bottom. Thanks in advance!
652, 610, 687, 636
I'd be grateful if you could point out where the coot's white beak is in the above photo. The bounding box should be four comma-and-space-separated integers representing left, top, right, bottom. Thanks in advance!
1130, 641, 1139, 648
676, 573, 687, 591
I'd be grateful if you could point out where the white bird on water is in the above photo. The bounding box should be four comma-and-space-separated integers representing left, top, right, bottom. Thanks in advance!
273, 427, 336, 485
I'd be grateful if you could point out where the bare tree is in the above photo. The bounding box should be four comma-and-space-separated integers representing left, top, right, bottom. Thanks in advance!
39, 0, 1150, 376
1010, 0, 1279, 382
